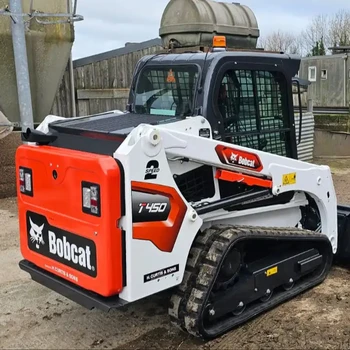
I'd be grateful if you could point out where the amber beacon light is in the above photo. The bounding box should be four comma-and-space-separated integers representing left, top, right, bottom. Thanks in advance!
212, 36, 227, 48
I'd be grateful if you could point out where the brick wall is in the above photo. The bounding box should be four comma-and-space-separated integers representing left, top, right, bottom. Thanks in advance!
0, 132, 22, 198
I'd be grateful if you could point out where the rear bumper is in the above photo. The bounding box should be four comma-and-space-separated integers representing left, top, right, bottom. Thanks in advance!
19, 260, 128, 312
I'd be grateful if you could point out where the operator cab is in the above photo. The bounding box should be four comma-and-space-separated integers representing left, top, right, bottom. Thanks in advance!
128, 36, 303, 160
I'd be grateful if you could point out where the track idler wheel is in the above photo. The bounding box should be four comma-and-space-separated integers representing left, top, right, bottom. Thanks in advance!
282, 278, 295, 291
232, 301, 246, 316
214, 248, 242, 291
260, 289, 273, 302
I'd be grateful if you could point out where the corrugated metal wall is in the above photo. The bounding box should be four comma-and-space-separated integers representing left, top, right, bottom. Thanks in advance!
295, 112, 314, 162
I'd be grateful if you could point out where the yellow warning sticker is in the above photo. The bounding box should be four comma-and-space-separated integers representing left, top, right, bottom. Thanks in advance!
282, 172, 297, 186
266, 266, 278, 277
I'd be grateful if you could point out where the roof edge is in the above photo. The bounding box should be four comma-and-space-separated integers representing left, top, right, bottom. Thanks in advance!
73, 38, 163, 68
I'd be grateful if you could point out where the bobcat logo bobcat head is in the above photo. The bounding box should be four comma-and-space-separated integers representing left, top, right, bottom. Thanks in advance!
230, 153, 238, 163
29, 217, 45, 249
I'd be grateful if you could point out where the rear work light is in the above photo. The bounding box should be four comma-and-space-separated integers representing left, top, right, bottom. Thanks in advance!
82, 181, 101, 217
19, 167, 33, 196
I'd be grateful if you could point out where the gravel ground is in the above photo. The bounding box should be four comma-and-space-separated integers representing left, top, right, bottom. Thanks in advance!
1, 158, 350, 349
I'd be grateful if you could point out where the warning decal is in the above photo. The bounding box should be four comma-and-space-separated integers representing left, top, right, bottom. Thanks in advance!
166, 69, 176, 83
266, 266, 278, 277
144, 264, 179, 283
282, 172, 297, 186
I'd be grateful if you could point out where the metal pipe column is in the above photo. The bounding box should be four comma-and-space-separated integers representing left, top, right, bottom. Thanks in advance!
344, 54, 348, 107
68, 0, 77, 117
9, 0, 34, 131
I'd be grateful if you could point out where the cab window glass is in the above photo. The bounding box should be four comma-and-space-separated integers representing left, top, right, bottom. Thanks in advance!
135, 66, 199, 117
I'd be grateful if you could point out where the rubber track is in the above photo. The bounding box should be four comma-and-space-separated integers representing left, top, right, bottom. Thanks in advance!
168, 225, 333, 339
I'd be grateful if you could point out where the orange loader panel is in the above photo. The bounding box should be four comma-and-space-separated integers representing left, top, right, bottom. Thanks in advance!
16, 145, 125, 297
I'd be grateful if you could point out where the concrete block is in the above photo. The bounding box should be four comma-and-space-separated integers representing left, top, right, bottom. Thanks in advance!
0, 182, 17, 199
0, 132, 22, 149
314, 129, 350, 157
0, 148, 17, 167
0, 132, 22, 198
0, 165, 16, 185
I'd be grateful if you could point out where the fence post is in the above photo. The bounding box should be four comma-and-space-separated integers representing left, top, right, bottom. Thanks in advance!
347, 102, 350, 133
307, 99, 313, 113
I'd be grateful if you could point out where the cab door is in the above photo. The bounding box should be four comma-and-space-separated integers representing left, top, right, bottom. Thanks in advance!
207, 60, 298, 160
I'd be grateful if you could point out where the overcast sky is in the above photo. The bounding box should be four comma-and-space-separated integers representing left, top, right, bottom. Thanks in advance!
71, 0, 350, 59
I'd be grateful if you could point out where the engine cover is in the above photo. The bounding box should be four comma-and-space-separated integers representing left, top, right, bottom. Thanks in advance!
16, 145, 125, 297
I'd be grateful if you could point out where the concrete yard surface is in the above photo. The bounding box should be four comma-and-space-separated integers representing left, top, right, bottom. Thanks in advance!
1, 159, 350, 349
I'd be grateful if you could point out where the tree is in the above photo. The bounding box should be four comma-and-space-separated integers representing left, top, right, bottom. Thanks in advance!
259, 30, 302, 55
309, 37, 326, 57
319, 39, 326, 55
329, 10, 350, 47
300, 14, 330, 56
258, 10, 350, 58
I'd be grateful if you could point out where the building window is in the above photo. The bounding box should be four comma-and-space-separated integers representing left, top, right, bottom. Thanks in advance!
321, 69, 327, 80
308, 66, 317, 82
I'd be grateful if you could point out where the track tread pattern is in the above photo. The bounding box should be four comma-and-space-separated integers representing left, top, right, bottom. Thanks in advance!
168, 225, 332, 338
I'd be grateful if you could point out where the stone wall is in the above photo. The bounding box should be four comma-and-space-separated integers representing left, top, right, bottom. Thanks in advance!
314, 115, 350, 133
0, 132, 21, 198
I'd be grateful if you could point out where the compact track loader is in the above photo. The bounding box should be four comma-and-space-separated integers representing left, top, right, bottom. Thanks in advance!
16, 36, 350, 339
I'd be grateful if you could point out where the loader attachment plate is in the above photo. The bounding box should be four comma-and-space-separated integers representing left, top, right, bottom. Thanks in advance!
336, 205, 350, 262
19, 260, 128, 312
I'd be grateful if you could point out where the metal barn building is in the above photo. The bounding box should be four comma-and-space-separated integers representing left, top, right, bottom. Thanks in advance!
298, 51, 349, 108
51, 38, 163, 118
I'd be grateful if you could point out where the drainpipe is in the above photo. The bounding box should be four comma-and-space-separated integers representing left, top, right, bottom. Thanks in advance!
10, 0, 34, 131
67, 0, 76, 117
344, 54, 348, 107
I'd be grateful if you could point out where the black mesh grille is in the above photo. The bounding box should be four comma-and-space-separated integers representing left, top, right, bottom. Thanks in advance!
218, 69, 290, 157
174, 166, 215, 203
51, 113, 177, 134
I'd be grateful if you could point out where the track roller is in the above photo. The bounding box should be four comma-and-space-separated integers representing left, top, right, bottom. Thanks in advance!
168, 225, 333, 339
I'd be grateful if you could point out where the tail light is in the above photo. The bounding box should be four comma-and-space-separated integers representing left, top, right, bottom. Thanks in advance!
19, 167, 33, 196
82, 181, 101, 217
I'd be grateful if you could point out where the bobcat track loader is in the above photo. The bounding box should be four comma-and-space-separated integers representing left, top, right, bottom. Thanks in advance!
14, 0, 350, 335
16, 34, 350, 339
